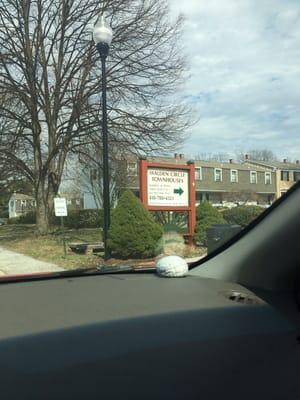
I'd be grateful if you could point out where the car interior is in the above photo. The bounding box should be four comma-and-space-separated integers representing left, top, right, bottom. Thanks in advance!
0, 181, 299, 399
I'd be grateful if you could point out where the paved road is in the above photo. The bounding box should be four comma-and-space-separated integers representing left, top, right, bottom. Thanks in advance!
0, 246, 64, 276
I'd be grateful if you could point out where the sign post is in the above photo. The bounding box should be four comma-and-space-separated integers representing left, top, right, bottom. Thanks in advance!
54, 198, 68, 257
139, 160, 196, 244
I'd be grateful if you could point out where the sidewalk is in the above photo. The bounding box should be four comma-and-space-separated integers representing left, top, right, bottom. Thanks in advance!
0, 246, 64, 276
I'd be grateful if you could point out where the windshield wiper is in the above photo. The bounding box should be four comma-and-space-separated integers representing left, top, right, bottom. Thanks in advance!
0, 264, 156, 284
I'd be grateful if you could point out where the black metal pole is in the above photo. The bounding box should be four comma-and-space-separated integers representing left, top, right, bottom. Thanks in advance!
98, 42, 110, 260
61, 216, 67, 257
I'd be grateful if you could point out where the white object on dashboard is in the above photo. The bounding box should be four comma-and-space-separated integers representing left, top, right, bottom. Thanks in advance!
156, 256, 188, 278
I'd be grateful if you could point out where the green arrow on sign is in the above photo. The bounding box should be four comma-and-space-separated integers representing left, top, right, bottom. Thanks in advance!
174, 187, 184, 196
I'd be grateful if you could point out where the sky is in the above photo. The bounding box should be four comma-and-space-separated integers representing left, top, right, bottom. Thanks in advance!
169, 0, 300, 160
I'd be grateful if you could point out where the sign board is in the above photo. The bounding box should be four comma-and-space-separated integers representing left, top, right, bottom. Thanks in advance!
54, 198, 68, 217
147, 168, 189, 207
139, 160, 196, 244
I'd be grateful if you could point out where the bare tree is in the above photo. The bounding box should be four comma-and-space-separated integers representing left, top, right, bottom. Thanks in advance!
0, 0, 191, 233
194, 152, 230, 163
75, 145, 129, 209
224, 190, 259, 205
235, 149, 278, 163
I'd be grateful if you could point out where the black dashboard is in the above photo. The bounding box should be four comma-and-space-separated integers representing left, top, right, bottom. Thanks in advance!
0, 273, 299, 399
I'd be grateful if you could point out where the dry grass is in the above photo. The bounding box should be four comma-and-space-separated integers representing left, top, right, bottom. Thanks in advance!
0, 225, 103, 269
0, 225, 207, 270
161, 232, 206, 258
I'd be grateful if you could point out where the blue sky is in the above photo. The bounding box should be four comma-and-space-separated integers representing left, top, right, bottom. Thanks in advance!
169, 0, 300, 160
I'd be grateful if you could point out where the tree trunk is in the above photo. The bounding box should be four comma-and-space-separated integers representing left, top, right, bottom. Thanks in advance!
36, 196, 49, 235
47, 190, 56, 224
35, 185, 48, 235
35, 178, 58, 234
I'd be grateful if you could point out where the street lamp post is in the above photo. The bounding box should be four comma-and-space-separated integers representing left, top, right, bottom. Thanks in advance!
93, 15, 113, 260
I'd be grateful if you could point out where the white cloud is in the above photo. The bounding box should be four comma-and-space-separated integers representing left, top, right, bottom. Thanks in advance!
169, 0, 300, 159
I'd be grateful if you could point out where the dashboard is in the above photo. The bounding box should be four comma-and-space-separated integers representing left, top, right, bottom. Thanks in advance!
0, 273, 299, 399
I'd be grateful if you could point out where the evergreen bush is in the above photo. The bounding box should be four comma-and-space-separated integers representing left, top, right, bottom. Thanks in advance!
222, 205, 263, 227
108, 190, 163, 258
194, 201, 225, 246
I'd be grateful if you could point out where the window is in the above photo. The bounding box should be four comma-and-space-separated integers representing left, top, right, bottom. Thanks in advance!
293, 171, 300, 182
195, 167, 202, 180
127, 162, 137, 176
214, 168, 222, 182
90, 169, 98, 181
265, 172, 272, 185
230, 169, 238, 183
20, 200, 26, 211
250, 171, 257, 184
196, 192, 203, 202
281, 170, 289, 181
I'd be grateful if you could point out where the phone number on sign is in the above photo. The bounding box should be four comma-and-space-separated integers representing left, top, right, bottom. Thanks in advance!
149, 195, 174, 201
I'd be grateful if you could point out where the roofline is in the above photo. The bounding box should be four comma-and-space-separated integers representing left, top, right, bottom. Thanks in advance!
143, 157, 277, 171
245, 160, 300, 170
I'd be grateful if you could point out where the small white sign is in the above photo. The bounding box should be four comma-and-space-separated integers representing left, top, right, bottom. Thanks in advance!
147, 168, 189, 207
54, 198, 68, 217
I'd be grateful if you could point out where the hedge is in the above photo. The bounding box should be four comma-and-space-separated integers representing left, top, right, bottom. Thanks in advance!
7, 211, 36, 225
8, 209, 103, 229
222, 205, 263, 227
0, 210, 9, 219
194, 201, 225, 246
50, 209, 103, 229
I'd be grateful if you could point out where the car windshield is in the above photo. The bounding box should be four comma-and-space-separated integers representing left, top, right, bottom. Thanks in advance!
0, 0, 299, 279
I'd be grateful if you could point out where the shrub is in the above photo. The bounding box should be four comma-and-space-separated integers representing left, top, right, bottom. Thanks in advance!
8, 209, 103, 228
51, 209, 103, 229
7, 217, 17, 225
108, 190, 163, 258
222, 205, 263, 227
19, 211, 36, 224
7, 211, 36, 224
0, 210, 9, 219
194, 202, 225, 246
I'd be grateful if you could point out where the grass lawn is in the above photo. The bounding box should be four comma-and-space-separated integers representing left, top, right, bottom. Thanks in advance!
0, 224, 104, 269
0, 224, 206, 270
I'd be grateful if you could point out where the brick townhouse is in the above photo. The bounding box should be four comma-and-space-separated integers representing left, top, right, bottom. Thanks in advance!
124, 154, 276, 207
244, 156, 300, 199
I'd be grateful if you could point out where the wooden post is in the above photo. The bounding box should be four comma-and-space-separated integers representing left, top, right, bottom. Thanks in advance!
139, 159, 196, 245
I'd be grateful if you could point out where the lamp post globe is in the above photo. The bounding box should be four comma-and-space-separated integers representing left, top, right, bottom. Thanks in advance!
93, 14, 113, 260
93, 15, 113, 46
